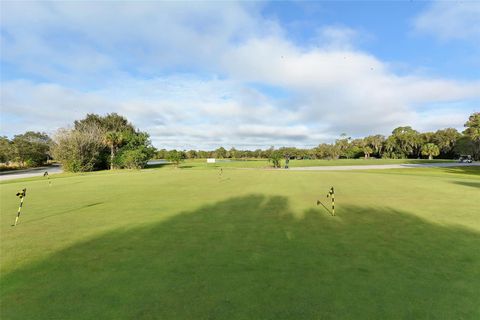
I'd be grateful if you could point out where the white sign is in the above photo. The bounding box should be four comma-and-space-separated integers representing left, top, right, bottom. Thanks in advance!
207, 158, 216, 163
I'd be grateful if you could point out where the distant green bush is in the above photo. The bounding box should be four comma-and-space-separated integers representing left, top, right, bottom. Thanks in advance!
53, 113, 155, 172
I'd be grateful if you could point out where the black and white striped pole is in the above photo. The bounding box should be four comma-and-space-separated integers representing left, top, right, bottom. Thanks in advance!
44, 171, 51, 186
327, 187, 335, 216
13, 188, 27, 226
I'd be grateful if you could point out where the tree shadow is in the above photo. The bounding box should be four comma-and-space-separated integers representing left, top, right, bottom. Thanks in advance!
443, 166, 480, 176
451, 181, 480, 189
1, 195, 479, 319
145, 163, 195, 170
145, 163, 171, 169
21, 202, 104, 225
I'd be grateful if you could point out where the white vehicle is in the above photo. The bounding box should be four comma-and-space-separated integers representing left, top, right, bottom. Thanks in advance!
458, 155, 473, 163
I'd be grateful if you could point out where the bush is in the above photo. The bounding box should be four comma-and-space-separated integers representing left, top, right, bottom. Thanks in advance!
166, 150, 185, 167
52, 125, 106, 172
269, 150, 282, 168
115, 148, 151, 169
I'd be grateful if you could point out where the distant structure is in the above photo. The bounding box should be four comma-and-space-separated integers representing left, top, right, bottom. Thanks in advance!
207, 158, 216, 163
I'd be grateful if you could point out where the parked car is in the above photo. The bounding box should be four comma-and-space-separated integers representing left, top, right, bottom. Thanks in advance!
458, 155, 473, 163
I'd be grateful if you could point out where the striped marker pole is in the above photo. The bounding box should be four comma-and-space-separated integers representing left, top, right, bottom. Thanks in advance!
44, 171, 51, 186
327, 187, 335, 216
13, 188, 27, 226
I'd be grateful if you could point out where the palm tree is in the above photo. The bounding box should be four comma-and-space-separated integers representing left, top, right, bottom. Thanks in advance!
103, 131, 123, 170
421, 143, 440, 160
369, 134, 385, 156
362, 145, 373, 159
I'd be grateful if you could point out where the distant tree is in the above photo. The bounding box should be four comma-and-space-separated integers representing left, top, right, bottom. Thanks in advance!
228, 147, 237, 159
11, 131, 52, 167
262, 146, 275, 159
421, 143, 440, 160
0, 136, 14, 163
335, 133, 351, 158
186, 150, 197, 159
463, 112, 480, 141
314, 144, 326, 159
390, 126, 421, 158
197, 150, 209, 158
103, 131, 124, 170
420, 132, 435, 144
383, 136, 402, 159
314, 143, 336, 159
347, 139, 364, 159
166, 150, 184, 167
364, 135, 385, 157
463, 112, 480, 159
454, 136, 475, 157
236, 150, 247, 158
215, 147, 227, 158
362, 143, 373, 159
268, 150, 282, 168
433, 128, 461, 157
156, 149, 168, 159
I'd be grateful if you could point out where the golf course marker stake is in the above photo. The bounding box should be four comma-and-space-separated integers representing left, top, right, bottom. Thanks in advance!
316, 187, 335, 216
13, 188, 27, 226
44, 171, 51, 186
326, 187, 335, 216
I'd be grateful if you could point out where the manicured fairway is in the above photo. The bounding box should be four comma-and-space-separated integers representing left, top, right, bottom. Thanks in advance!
150, 158, 456, 170
1, 166, 479, 319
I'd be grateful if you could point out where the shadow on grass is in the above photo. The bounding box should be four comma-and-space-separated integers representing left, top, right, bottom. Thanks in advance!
401, 159, 453, 164
22, 202, 104, 225
451, 181, 480, 189
316, 199, 333, 216
2, 195, 479, 319
146, 163, 196, 170
145, 163, 171, 169
444, 166, 480, 176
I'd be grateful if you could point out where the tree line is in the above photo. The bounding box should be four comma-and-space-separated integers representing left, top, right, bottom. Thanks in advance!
0, 132, 52, 168
1, 112, 478, 172
157, 112, 480, 162
1, 113, 155, 172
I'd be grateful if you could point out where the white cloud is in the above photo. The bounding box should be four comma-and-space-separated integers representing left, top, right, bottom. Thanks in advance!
0, 2, 269, 84
1, 77, 311, 149
414, 1, 480, 42
1, 2, 479, 149
221, 34, 480, 135
315, 26, 359, 49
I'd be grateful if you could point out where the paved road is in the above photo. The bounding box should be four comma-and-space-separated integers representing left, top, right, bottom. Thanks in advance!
0, 160, 168, 181
0, 165, 63, 181
1, 161, 478, 181
289, 162, 480, 171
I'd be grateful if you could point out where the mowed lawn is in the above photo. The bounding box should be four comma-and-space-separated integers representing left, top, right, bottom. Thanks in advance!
150, 158, 456, 170
0, 166, 479, 319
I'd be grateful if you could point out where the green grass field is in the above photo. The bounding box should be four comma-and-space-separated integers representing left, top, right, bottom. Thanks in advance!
150, 158, 456, 170
1, 165, 479, 319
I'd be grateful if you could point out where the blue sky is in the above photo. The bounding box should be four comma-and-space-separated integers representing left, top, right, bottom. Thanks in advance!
1, 1, 479, 149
